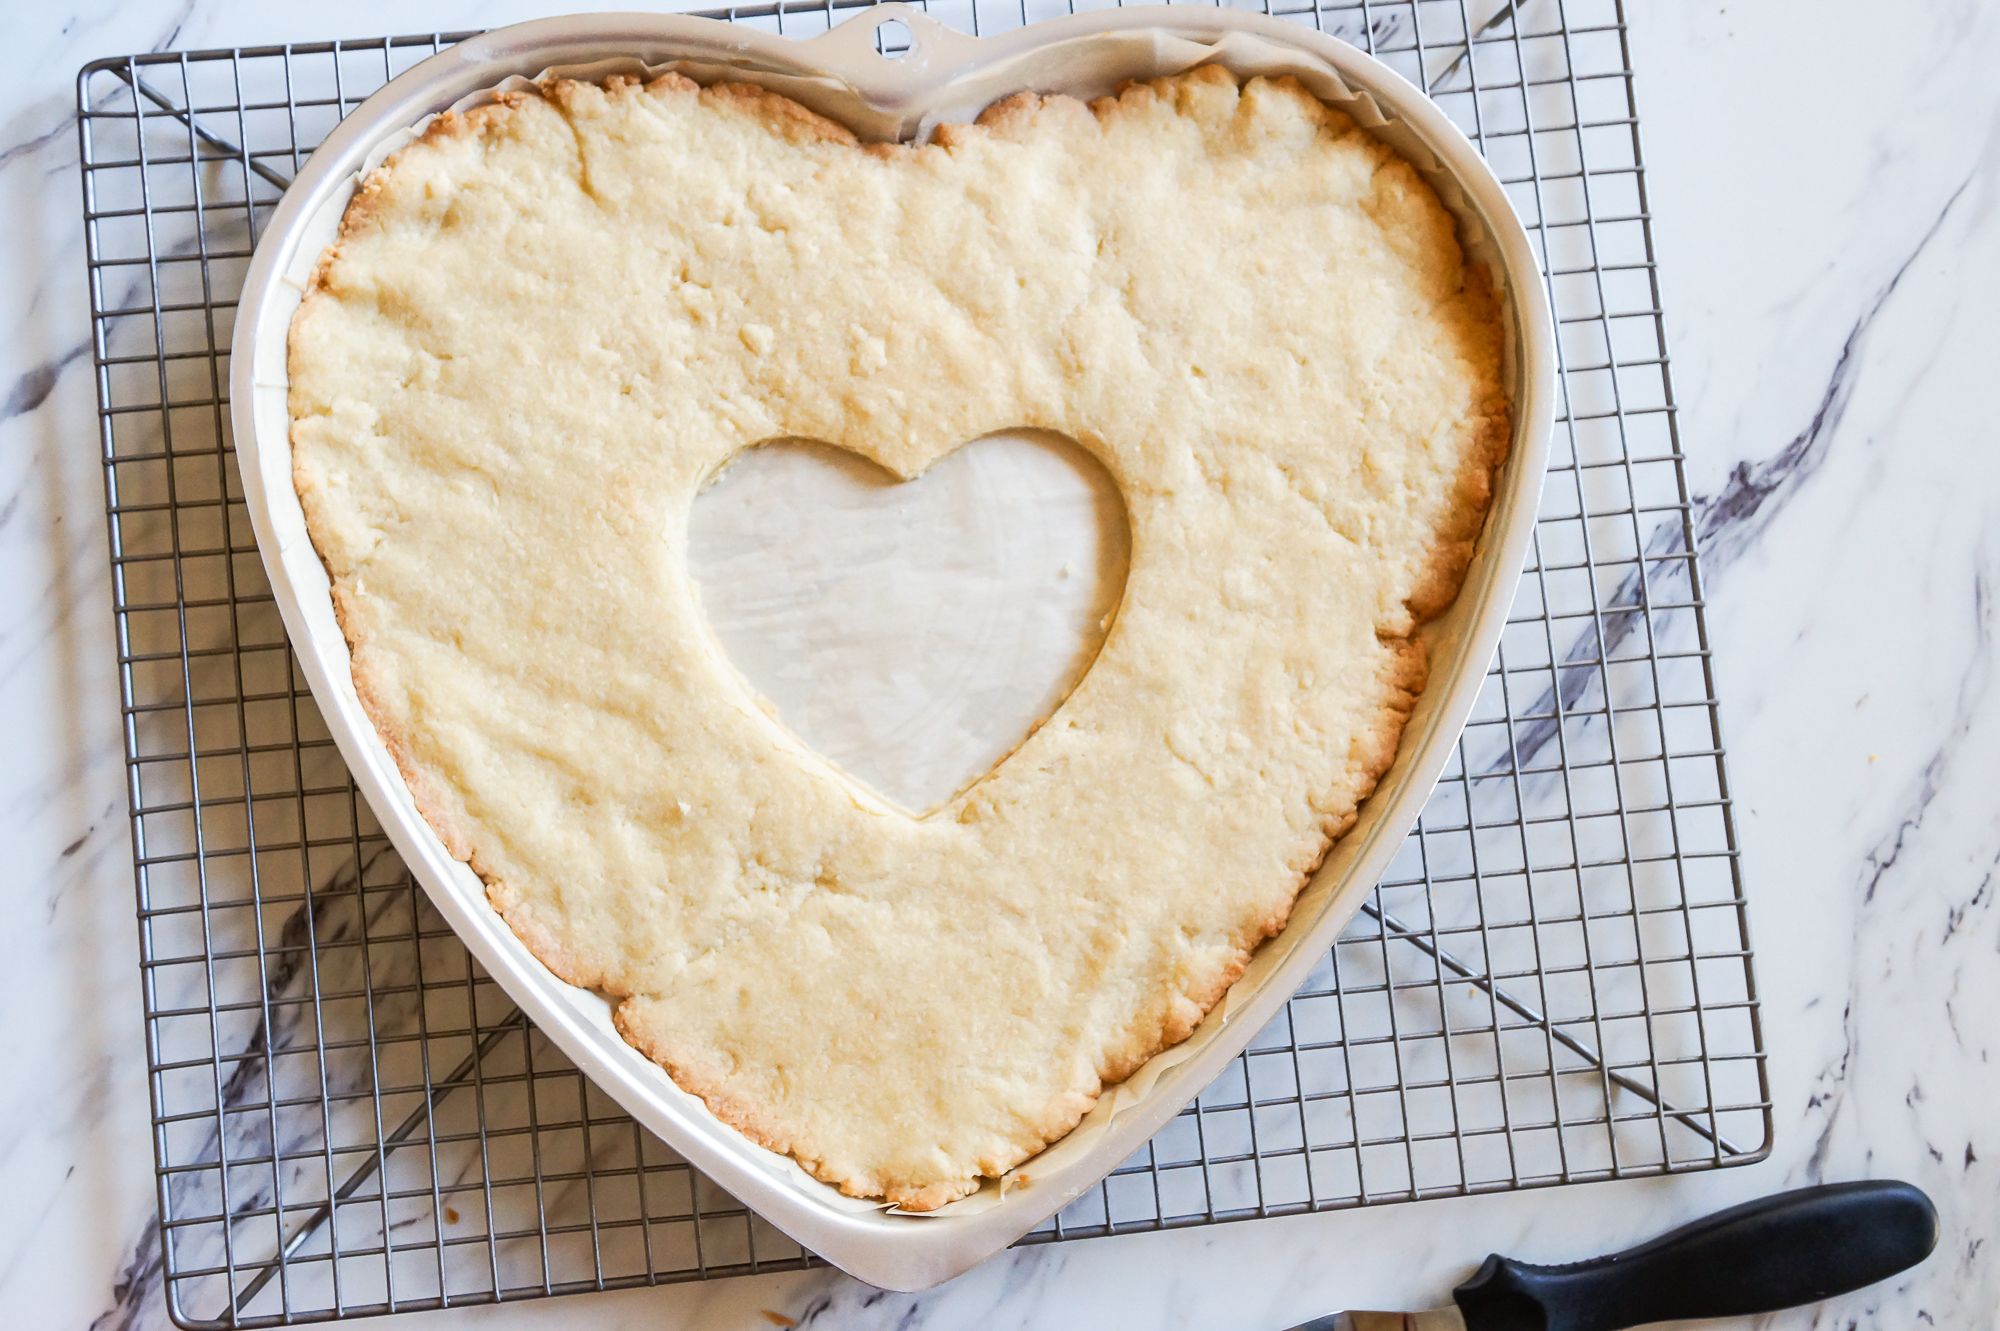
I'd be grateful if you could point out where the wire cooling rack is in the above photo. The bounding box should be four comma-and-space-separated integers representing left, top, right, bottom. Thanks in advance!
78, 1, 1769, 1325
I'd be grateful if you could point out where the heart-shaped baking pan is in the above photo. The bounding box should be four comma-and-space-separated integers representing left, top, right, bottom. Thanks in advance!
231, 4, 1554, 1290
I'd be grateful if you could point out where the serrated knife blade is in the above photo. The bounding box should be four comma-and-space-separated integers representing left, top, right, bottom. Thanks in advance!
1284, 1309, 1467, 1331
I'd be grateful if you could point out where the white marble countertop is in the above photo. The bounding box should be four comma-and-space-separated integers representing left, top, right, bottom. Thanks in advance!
4, 1, 1995, 1327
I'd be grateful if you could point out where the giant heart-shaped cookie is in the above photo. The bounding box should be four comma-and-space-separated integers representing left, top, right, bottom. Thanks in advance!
289, 65, 1507, 1209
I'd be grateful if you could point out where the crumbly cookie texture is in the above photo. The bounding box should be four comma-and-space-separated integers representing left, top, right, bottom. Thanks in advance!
289, 65, 1508, 1209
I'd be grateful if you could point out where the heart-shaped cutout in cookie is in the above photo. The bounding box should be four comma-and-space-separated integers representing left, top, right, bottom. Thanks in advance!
689, 431, 1129, 816
287, 67, 1509, 1212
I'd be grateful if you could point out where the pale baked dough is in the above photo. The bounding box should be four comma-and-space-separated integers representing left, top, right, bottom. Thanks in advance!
289, 66, 1508, 1209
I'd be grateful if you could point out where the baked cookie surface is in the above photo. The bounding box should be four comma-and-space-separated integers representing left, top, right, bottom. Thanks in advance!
289, 65, 1508, 1209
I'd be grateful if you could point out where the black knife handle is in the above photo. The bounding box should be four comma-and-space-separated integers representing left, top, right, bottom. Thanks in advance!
1452, 1180, 1937, 1331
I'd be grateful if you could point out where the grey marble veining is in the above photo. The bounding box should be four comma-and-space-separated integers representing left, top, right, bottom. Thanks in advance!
3, 1, 1996, 1328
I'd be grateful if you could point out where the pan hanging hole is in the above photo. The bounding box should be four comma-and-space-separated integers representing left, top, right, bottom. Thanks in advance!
873, 17, 915, 59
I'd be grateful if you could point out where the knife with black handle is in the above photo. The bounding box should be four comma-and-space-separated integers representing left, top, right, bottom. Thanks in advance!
1285, 1180, 1937, 1331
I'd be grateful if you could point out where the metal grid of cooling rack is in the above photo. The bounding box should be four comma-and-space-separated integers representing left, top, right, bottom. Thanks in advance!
78, 1, 1769, 1325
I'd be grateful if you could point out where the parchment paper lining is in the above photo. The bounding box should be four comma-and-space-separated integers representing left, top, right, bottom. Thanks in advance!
272, 21, 1527, 1222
